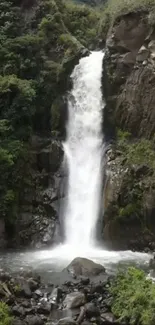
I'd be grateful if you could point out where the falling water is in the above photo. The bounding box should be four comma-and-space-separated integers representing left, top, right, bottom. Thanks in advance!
0, 52, 151, 274
63, 51, 104, 248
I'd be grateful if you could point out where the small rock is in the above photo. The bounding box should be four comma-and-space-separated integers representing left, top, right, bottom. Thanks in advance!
34, 289, 43, 297
149, 256, 155, 269
21, 300, 31, 308
37, 301, 51, 315
49, 287, 62, 304
13, 320, 26, 325
28, 278, 39, 291
90, 317, 96, 322
98, 297, 102, 303
57, 317, 77, 325
63, 291, 85, 309
0, 271, 11, 282
12, 305, 26, 316
101, 312, 115, 324
17, 277, 32, 298
25, 315, 44, 325
80, 277, 90, 285
85, 303, 100, 319
91, 283, 104, 294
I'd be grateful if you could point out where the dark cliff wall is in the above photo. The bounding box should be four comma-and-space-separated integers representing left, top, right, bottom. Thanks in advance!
103, 6, 155, 251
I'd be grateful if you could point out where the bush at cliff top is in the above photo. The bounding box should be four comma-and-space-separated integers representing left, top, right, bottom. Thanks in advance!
0, 302, 13, 325
99, 0, 155, 39
107, 0, 155, 14
110, 267, 155, 325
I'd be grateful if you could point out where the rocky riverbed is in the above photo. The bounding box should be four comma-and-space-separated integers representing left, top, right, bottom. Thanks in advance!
0, 257, 122, 325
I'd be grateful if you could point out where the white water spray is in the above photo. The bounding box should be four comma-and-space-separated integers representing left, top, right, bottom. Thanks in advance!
5, 52, 151, 272
63, 51, 104, 248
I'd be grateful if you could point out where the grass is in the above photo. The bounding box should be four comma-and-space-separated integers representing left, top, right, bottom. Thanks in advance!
0, 302, 13, 325
110, 267, 155, 325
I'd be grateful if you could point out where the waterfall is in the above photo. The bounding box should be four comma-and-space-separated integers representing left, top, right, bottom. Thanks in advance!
63, 51, 104, 249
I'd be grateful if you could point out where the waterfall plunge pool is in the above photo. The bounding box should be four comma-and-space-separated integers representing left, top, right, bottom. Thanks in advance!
0, 245, 152, 283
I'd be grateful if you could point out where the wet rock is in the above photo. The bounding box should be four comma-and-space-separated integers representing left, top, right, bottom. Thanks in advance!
12, 305, 26, 316
85, 303, 100, 319
149, 255, 155, 269
90, 317, 97, 323
15, 277, 32, 298
37, 140, 63, 174
0, 219, 7, 248
63, 291, 85, 309
80, 277, 90, 285
34, 289, 43, 297
66, 258, 105, 277
101, 312, 115, 324
57, 317, 77, 325
37, 301, 51, 314
0, 271, 11, 282
25, 315, 44, 325
81, 322, 92, 325
21, 300, 31, 308
28, 278, 39, 291
49, 287, 63, 304
91, 283, 104, 294
77, 306, 86, 324
13, 320, 26, 325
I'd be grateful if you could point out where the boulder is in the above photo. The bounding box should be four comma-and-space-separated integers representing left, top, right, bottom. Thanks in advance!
66, 258, 105, 277
85, 302, 100, 318
25, 315, 44, 325
63, 291, 85, 309
0, 219, 7, 248
16, 277, 32, 298
101, 312, 115, 324
37, 301, 51, 315
12, 305, 26, 316
80, 276, 90, 285
57, 318, 77, 325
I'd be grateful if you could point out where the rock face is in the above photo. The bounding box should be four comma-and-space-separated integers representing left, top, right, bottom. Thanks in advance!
66, 257, 105, 276
102, 10, 155, 250
0, 219, 7, 248
11, 135, 65, 249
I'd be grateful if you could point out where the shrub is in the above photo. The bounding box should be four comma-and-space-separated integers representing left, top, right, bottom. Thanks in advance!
117, 130, 155, 169
0, 302, 13, 325
110, 267, 155, 325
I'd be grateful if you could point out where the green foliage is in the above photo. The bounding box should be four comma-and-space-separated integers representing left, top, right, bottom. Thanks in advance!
110, 267, 155, 325
119, 203, 140, 219
98, 0, 155, 41
117, 130, 155, 169
0, 0, 102, 229
0, 302, 13, 325
126, 140, 155, 168
63, 0, 101, 47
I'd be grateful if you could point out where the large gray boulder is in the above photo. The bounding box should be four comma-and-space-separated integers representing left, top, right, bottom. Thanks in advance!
66, 257, 105, 276
63, 291, 86, 309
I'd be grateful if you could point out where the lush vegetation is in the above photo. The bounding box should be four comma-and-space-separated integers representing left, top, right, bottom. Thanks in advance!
111, 130, 155, 222
0, 0, 101, 230
117, 129, 155, 169
0, 302, 13, 325
111, 267, 155, 325
98, 0, 155, 40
